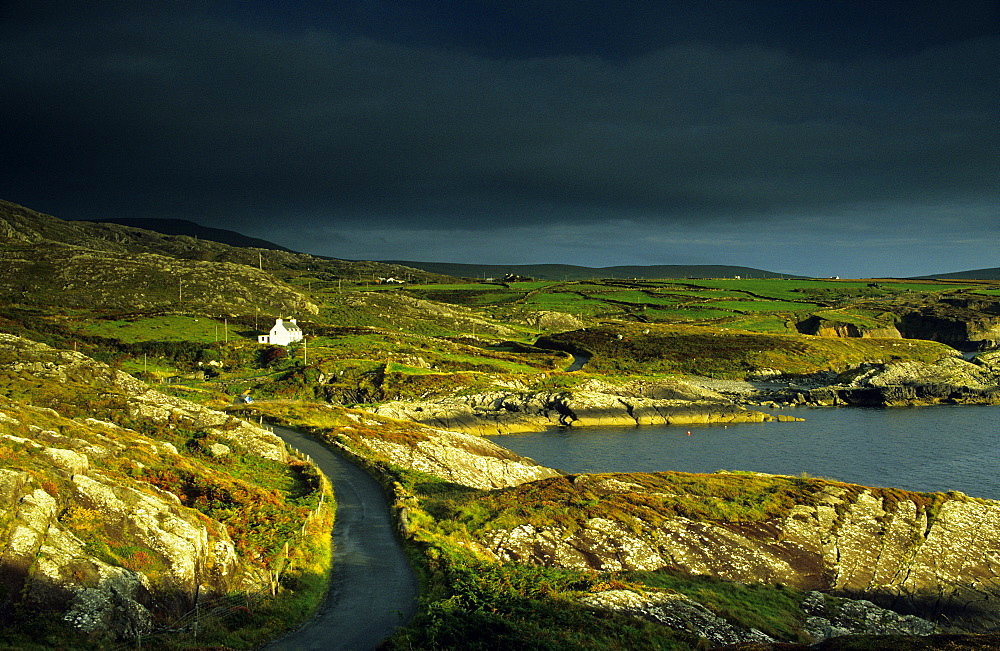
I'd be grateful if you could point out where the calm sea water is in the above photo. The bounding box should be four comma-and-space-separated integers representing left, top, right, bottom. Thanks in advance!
489, 405, 1000, 500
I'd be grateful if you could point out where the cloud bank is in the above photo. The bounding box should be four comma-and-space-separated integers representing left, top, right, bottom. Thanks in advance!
1, 1, 997, 276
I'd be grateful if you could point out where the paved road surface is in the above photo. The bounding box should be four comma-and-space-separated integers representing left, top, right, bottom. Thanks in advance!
264, 426, 419, 650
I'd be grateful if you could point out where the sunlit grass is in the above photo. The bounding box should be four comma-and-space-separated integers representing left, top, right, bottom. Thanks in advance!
76, 314, 228, 343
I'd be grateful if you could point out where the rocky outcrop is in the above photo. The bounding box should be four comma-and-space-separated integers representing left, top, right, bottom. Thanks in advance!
0, 335, 312, 640
373, 382, 799, 435
0, 439, 257, 638
578, 588, 936, 646
973, 350, 1000, 372
0, 334, 289, 460
468, 475, 1000, 631
580, 589, 776, 646
796, 315, 902, 339
779, 356, 1000, 406
897, 301, 1000, 351
800, 591, 936, 642
344, 420, 563, 490
515, 310, 587, 332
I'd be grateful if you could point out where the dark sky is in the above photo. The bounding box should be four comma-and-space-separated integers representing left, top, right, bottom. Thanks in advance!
2, 1, 997, 277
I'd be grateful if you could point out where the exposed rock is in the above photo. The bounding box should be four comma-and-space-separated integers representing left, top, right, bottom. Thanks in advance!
373, 387, 795, 435
0, 335, 312, 640
360, 425, 563, 489
801, 591, 936, 641
0, 333, 289, 461
62, 571, 153, 640
515, 311, 587, 331
797, 315, 902, 339
579, 589, 774, 646
323, 417, 563, 490
469, 477, 1000, 631
972, 350, 1000, 371
776, 356, 1000, 406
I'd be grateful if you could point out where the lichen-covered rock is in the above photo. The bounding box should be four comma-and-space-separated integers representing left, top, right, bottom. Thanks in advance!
775, 356, 1000, 406
373, 386, 790, 435
801, 591, 936, 641
470, 477, 1000, 631
579, 589, 775, 646
359, 426, 562, 490
0, 335, 311, 640
0, 333, 289, 461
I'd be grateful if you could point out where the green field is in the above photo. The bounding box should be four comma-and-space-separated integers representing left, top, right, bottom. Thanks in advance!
79, 315, 231, 343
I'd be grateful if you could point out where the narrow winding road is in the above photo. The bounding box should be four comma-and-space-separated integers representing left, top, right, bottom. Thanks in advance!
264, 426, 419, 650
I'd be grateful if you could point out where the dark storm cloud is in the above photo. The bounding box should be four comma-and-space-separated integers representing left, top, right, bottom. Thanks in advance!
0, 1, 997, 275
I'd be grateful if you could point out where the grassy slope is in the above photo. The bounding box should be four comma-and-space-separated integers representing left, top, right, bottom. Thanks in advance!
4, 197, 1000, 648
537, 322, 954, 379
0, 343, 334, 649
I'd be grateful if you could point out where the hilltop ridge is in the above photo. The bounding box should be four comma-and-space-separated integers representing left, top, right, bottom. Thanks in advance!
76, 217, 298, 252
0, 199, 455, 316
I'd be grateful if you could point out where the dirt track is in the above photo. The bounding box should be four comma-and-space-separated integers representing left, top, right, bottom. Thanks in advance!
264, 426, 418, 650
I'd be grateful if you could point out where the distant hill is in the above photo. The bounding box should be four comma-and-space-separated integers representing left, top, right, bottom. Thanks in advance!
380, 261, 799, 281
0, 199, 457, 314
78, 217, 297, 252
911, 268, 1000, 281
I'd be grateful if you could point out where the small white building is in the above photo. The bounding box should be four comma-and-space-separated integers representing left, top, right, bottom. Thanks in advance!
258, 318, 303, 346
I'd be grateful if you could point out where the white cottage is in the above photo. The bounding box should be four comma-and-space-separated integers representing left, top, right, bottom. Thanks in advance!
258, 318, 303, 346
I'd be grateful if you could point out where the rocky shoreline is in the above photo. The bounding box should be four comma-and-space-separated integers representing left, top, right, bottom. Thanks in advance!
370, 351, 1000, 434
373, 384, 802, 435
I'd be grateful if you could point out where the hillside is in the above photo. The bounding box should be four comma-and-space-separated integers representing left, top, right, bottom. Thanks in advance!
381, 260, 798, 281
0, 334, 333, 647
3, 196, 1000, 648
0, 199, 459, 316
0, 199, 456, 287
913, 267, 1000, 280
78, 217, 298, 252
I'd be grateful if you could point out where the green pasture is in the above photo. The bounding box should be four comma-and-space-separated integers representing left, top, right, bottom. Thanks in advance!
76, 315, 230, 343
596, 290, 680, 305
507, 281, 566, 291
708, 299, 818, 312
521, 292, 607, 314
565, 283, 627, 293
719, 315, 797, 333
674, 278, 969, 301
650, 288, 747, 299
641, 307, 744, 322
401, 283, 503, 291
810, 308, 897, 328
